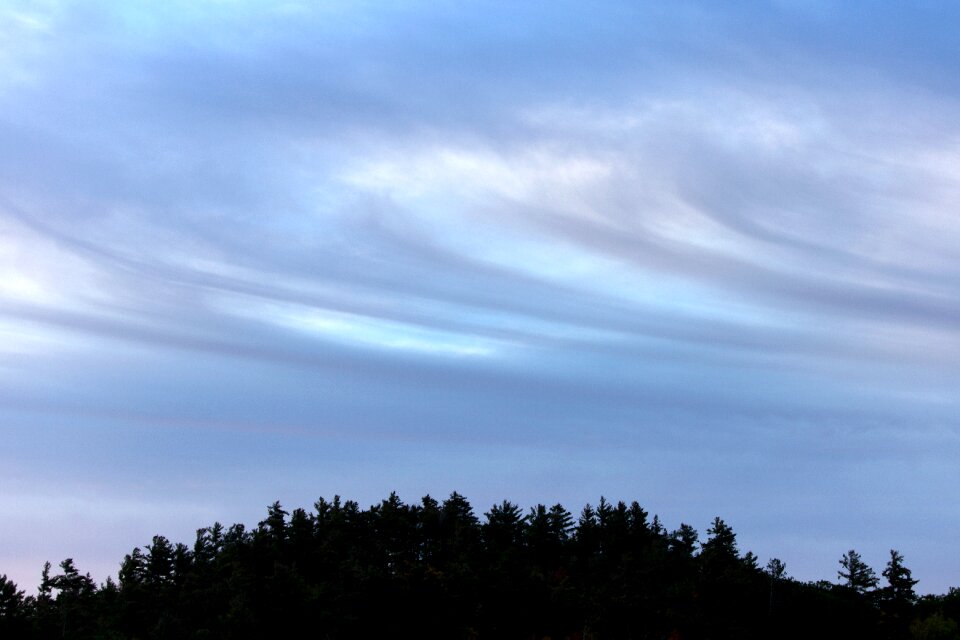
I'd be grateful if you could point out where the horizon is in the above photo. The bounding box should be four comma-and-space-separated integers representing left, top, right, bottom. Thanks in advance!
2, 1, 959, 595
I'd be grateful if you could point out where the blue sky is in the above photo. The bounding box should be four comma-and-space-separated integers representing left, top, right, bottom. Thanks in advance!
2, 0, 959, 592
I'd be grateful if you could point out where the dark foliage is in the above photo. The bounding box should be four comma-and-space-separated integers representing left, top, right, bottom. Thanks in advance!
2, 493, 955, 639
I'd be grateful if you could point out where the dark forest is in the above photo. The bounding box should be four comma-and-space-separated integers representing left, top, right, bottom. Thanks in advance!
2, 492, 958, 639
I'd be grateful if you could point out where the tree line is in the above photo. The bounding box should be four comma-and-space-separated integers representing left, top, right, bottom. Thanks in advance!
2, 492, 959, 639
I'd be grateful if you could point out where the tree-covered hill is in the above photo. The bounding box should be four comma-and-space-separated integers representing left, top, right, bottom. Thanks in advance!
2, 492, 958, 639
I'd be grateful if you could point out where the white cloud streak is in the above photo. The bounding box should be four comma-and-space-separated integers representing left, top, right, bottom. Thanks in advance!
1, 0, 959, 593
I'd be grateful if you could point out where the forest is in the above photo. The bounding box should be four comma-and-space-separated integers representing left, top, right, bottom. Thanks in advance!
2, 492, 959, 639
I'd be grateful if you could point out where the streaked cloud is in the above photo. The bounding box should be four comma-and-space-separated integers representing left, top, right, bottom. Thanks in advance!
1, 0, 959, 594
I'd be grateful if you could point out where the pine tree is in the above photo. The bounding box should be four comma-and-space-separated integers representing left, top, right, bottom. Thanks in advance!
483, 500, 525, 551
881, 549, 917, 604
701, 517, 738, 561
766, 557, 787, 580
838, 549, 878, 593
146, 535, 175, 588
670, 524, 699, 557
547, 504, 574, 542
0, 574, 27, 635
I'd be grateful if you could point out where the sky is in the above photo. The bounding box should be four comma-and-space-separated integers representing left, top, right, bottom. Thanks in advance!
1, 0, 959, 594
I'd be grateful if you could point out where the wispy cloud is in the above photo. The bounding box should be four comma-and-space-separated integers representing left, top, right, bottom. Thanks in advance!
1, 0, 959, 593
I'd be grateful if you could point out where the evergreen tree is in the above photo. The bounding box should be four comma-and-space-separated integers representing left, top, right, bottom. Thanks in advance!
526, 504, 552, 551
439, 491, 480, 562
670, 524, 699, 557
547, 503, 574, 543
838, 549, 879, 594
372, 492, 418, 577
702, 517, 739, 559
258, 501, 288, 545
575, 503, 599, 553
47, 558, 98, 638
417, 494, 443, 565
146, 535, 175, 588
3, 492, 949, 639
882, 549, 917, 605
0, 574, 28, 636
33, 561, 58, 637
880, 549, 919, 638
118, 547, 147, 589
766, 557, 787, 580
483, 500, 525, 550
627, 501, 650, 539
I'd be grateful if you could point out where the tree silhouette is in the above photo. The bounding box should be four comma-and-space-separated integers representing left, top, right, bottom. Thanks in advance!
882, 549, 917, 604
0, 574, 28, 636
2, 492, 956, 639
880, 549, 919, 638
838, 549, 879, 593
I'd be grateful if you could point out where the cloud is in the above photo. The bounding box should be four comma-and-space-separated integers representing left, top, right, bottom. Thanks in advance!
1, 0, 959, 594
